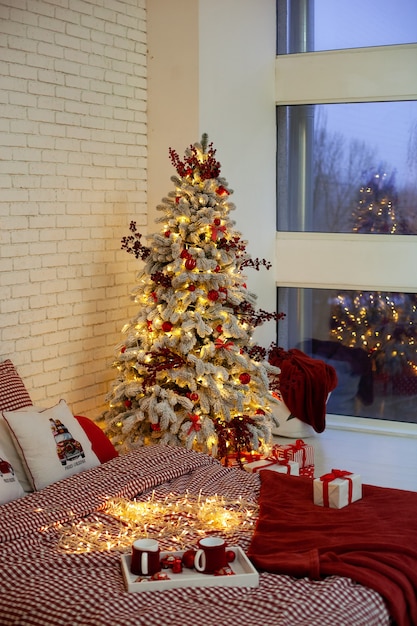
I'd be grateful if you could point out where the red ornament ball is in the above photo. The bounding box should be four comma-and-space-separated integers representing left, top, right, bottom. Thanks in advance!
185, 257, 196, 270
162, 321, 173, 332
239, 373, 251, 385
256, 408, 266, 415
182, 549, 196, 569
214, 218, 221, 226
214, 265, 220, 273
180, 249, 189, 259
207, 290, 219, 301
124, 399, 132, 408
190, 392, 199, 402
164, 230, 171, 238
226, 550, 236, 563
188, 283, 196, 292
216, 325, 223, 333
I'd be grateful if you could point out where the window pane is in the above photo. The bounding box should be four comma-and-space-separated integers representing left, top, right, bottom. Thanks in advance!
278, 0, 417, 54
278, 286, 417, 423
277, 101, 417, 233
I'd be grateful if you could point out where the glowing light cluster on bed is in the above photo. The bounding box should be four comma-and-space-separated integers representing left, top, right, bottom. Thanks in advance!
55, 492, 258, 554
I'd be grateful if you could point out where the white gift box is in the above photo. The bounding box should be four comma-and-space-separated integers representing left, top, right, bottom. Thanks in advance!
314, 470, 362, 509
244, 458, 299, 476
272, 441, 314, 470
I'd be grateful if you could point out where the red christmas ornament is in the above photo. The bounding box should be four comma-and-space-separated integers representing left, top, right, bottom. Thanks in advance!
147, 320, 153, 331
214, 218, 221, 226
207, 290, 219, 301
162, 321, 173, 332
182, 549, 196, 569
214, 265, 220, 273
164, 230, 171, 238
150, 423, 161, 431
216, 185, 230, 197
185, 257, 196, 270
180, 249, 189, 259
171, 559, 183, 574
226, 550, 236, 563
175, 196, 180, 204
239, 373, 251, 385
216, 325, 223, 333
190, 392, 199, 401
124, 399, 132, 408
120, 346, 126, 353
188, 283, 196, 291
256, 408, 266, 415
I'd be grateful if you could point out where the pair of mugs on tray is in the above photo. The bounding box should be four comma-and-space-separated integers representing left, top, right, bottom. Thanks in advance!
131, 536, 231, 577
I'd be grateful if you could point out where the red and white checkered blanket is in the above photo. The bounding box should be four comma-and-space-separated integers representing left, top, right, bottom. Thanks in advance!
0, 446, 390, 626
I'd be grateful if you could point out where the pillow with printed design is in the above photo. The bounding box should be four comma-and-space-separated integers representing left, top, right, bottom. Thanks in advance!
0, 360, 34, 492
3, 400, 101, 491
0, 444, 25, 505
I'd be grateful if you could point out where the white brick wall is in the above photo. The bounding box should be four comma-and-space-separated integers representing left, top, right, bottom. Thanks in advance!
0, 0, 147, 418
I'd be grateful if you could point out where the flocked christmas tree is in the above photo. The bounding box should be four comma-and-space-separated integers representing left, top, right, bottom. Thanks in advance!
330, 170, 417, 380
102, 135, 283, 460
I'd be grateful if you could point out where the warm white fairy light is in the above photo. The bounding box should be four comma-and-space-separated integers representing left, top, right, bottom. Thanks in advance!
54, 493, 258, 555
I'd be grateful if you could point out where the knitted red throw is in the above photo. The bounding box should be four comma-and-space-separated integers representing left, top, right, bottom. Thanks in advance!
268, 347, 338, 433
247, 471, 417, 626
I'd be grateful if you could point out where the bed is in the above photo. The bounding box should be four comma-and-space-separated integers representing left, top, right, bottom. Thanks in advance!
0, 360, 415, 626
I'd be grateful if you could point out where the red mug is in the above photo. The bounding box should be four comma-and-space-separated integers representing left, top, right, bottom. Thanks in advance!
194, 536, 227, 573
131, 538, 161, 576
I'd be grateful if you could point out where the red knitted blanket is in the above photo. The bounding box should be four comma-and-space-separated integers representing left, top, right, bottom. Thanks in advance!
268, 347, 338, 432
247, 471, 417, 626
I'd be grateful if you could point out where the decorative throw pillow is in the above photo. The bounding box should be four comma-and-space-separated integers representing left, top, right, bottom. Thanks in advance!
0, 360, 32, 412
3, 400, 100, 491
0, 412, 33, 493
74, 415, 118, 463
0, 444, 25, 505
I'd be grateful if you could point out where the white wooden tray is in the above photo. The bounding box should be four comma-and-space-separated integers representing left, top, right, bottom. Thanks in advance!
121, 547, 259, 592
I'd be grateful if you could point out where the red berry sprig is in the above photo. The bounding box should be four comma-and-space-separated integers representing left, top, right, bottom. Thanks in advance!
168, 138, 221, 181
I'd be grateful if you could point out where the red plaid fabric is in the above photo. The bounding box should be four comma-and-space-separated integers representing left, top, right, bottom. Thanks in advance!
0, 359, 32, 411
0, 446, 390, 626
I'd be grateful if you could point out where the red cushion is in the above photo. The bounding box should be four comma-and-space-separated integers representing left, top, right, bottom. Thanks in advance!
74, 415, 118, 463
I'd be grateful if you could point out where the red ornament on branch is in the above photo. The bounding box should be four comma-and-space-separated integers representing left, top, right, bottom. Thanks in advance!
207, 290, 219, 301
185, 257, 197, 270
216, 185, 230, 197
162, 321, 173, 332
239, 373, 251, 385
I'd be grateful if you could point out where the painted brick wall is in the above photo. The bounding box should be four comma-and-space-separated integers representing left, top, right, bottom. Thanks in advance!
0, 0, 147, 418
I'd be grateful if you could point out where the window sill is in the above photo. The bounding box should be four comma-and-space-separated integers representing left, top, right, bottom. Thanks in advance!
326, 413, 417, 439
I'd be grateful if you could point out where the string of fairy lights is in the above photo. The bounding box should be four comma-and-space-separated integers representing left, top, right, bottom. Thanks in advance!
52, 492, 258, 555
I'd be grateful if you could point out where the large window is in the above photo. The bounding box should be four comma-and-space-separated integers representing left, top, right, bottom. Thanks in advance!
276, 1, 417, 425
277, 0, 417, 54
278, 101, 417, 233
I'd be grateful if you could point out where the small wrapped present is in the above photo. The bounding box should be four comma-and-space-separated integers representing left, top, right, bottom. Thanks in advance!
244, 457, 299, 475
314, 469, 362, 509
272, 439, 314, 470
300, 465, 315, 479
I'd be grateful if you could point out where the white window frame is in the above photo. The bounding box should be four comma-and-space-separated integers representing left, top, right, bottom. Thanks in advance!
275, 43, 417, 435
